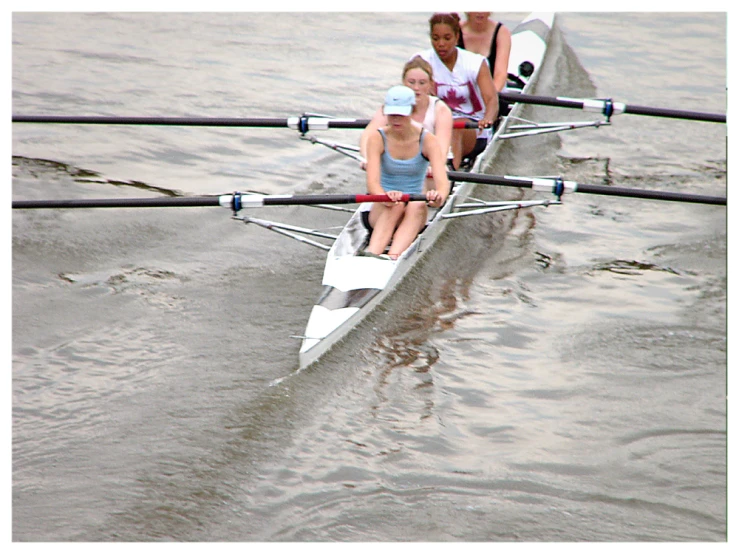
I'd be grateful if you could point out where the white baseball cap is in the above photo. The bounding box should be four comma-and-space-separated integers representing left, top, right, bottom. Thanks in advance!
383, 85, 415, 116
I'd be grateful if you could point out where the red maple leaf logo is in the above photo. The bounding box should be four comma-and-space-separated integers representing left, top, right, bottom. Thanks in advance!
466, 82, 483, 113
441, 88, 466, 111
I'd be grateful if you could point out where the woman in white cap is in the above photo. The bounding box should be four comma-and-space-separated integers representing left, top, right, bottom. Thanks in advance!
359, 56, 453, 170
363, 85, 450, 260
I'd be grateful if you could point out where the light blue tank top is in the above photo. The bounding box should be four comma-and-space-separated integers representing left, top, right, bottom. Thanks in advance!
379, 128, 429, 195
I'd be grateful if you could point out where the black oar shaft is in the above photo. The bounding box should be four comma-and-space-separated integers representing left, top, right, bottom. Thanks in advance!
572, 184, 726, 205
12, 114, 480, 130
621, 103, 726, 123
498, 92, 726, 123
12, 114, 373, 129
257, 194, 427, 206
12, 115, 291, 127
499, 92, 583, 110
447, 171, 726, 206
12, 193, 429, 210
12, 196, 222, 209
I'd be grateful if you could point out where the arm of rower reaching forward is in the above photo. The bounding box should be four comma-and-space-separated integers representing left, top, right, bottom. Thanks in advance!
365, 130, 384, 194
432, 100, 454, 166
358, 107, 387, 170
423, 132, 450, 208
491, 25, 512, 92
476, 61, 499, 129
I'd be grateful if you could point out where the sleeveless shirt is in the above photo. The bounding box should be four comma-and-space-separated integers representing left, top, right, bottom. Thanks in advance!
414, 47, 487, 122
421, 96, 440, 134
378, 128, 429, 195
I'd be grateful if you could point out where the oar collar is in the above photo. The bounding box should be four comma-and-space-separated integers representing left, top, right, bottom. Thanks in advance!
231, 192, 242, 213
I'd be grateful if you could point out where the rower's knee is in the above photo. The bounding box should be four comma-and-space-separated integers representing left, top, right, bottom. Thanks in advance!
404, 202, 428, 227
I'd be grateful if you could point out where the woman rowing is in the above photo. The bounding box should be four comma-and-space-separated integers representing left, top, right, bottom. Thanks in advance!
413, 12, 498, 170
363, 85, 450, 260
458, 12, 512, 93
359, 56, 453, 171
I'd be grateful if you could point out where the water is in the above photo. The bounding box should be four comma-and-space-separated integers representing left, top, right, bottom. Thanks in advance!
12, 12, 727, 542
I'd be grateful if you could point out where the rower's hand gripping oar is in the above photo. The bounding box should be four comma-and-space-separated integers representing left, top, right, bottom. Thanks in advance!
498, 92, 726, 124
447, 171, 726, 206
11, 192, 430, 210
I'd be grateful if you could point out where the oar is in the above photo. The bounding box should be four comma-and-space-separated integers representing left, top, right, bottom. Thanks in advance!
498, 92, 726, 123
11, 192, 429, 210
12, 115, 373, 131
12, 114, 479, 130
447, 171, 726, 206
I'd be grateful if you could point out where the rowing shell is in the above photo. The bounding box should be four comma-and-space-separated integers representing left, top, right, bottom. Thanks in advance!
298, 12, 556, 368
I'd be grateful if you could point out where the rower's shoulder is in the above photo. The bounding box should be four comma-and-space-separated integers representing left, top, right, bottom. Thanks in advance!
496, 23, 512, 40
367, 127, 385, 146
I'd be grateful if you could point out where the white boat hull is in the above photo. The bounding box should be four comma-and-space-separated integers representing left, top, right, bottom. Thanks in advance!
299, 12, 556, 368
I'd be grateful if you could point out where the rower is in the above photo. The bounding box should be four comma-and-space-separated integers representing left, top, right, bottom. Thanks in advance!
413, 12, 499, 170
363, 85, 450, 260
457, 11, 513, 119
359, 56, 453, 173
458, 12, 512, 94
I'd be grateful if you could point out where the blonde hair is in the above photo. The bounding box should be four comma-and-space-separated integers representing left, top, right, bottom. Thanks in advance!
402, 55, 434, 81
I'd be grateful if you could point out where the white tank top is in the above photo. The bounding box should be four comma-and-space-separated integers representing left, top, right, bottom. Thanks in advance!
421, 96, 439, 134
415, 47, 487, 121
414, 48, 491, 140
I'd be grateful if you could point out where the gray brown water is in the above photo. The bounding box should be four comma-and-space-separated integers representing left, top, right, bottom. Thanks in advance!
12, 12, 726, 541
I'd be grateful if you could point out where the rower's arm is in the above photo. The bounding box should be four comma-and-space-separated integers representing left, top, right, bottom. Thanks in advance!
492, 25, 512, 92
477, 61, 499, 125
365, 131, 384, 195
423, 133, 450, 204
433, 101, 454, 163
